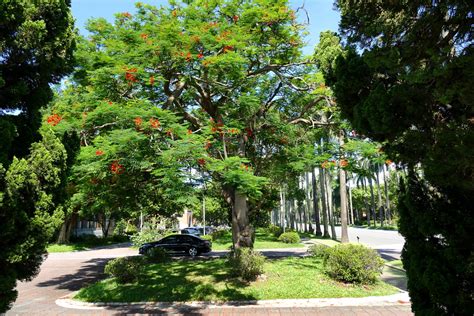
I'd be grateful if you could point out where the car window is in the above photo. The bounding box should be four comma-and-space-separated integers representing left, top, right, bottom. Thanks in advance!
179, 235, 194, 243
161, 236, 178, 243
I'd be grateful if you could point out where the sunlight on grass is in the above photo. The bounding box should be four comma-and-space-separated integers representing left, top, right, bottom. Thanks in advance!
75, 257, 399, 303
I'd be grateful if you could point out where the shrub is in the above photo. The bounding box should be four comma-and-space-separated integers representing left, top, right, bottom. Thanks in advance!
323, 244, 384, 284
110, 234, 129, 243
201, 234, 213, 242
307, 244, 330, 259
131, 230, 163, 247
267, 225, 283, 238
211, 229, 229, 241
145, 247, 169, 263
227, 248, 265, 281
278, 232, 300, 243
104, 256, 146, 284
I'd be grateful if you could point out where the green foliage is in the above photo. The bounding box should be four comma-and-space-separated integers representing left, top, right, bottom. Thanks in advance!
211, 229, 229, 241
266, 225, 283, 238
200, 234, 213, 242
277, 232, 300, 244
323, 244, 384, 284
227, 248, 265, 281
0, 0, 75, 161
145, 247, 170, 264
329, 1, 474, 313
131, 230, 163, 248
104, 256, 146, 284
307, 244, 330, 259
0, 130, 68, 312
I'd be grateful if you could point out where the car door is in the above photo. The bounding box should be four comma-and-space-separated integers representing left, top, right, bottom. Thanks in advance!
177, 235, 193, 252
159, 235, 179, 253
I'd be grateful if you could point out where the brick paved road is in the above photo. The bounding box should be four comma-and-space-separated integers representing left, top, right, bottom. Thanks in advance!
7, 244, 413, 315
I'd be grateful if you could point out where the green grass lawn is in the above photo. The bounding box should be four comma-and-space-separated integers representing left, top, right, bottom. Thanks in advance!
75, 257, 398, 303
350, 223, 398, 231
386, 259, 404, 270
47, 237, 128, 253
211, 230, 304, 250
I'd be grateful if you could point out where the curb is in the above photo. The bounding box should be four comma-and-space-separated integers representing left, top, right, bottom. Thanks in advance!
385, 263, 406, 272
56, 291, 411, 311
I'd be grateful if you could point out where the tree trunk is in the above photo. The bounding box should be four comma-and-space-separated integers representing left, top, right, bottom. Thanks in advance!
375, 164, 384, 227
348, 183, 354, 225
326, 170, 337, 240
312, 168, 322, 236
319, 168, 330, 238
367, 176, 376, 226
382, 164, 392, 224
231, 190, 253, 248
339, 168, 349, 243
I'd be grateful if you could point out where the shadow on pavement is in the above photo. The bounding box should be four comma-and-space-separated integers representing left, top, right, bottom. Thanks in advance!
377, 248, 401, 261
36, 258, 110, 291
382, 266, 408, 291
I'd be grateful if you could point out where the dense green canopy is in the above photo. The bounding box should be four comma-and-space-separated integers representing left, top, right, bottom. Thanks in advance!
329, 1, 473, 314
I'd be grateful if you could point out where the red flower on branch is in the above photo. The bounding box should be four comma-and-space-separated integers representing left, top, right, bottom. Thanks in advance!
340, 159, 349, 168
197, 158, 206, 166
110, 160, 124, 174
140, 33, 148, 40
198, 52, 204, 59
149, 76, 155, 86
125, 67, 138, 84
47, 114, 62, 126
223, 45, 233, 53
185, 51, 193, 62
121, 12, 132, 18
245, 128, 253, 137
95, 150, 104, 156
150, 118, 160, 129
134, 117, 142, 127
385, 159, 393, 165
166, 129, 173, 137
233, 15, 239, 23
187, 129, 193, 135
204, 141, 211, 150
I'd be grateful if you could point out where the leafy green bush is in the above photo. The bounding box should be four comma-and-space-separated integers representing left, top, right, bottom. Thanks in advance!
145, 247, 169, 263
267, 225, 283, 238
323, 244, 384, 284
131, 230, 162, 247
211, 229, 228, 240
201, 234, 213, 242
104, 256, 146, 283
307, 244, 330, 259
227, 248, 265, 281
278, 232, 300, 243
110, 234, 129, 243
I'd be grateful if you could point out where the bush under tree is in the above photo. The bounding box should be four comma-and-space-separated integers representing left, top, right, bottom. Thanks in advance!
278, 232, 300, 244
323, 244, 384, 284
104, 256, 146, 284
227, 248, 265, 281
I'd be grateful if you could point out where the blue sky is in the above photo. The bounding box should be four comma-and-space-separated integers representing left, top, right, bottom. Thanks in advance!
71, 0, 340, 55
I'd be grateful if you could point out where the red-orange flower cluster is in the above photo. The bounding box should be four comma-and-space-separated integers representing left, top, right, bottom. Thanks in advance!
233, 15, 239, 23
321, 160, 335, 169
125, 68, 138, 83
95, 150, 104, 156
150, 118, 160, 129
134, 117, 142, 127
223, 45, 233, 53
197, 158, 206, 166
149, 76, 155, 86
121, 12, 132, 18
47, 114, 62, 126
385, 159, 393, 165
140, 33, 148, 40
110, 160, 124, 174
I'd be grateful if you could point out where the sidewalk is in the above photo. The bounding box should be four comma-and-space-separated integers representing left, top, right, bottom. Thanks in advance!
56, 292, 413, 315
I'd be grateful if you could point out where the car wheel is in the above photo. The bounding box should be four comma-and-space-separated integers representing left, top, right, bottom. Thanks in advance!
188, 247, 198, 257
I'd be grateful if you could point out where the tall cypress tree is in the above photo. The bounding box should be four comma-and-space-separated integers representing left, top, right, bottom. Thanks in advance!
326, 1, 473, 314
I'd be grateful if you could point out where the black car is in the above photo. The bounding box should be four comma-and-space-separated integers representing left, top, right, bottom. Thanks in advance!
138, 234, 212, 257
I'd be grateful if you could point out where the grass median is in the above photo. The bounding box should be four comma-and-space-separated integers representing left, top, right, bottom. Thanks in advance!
74, 256, 398, 303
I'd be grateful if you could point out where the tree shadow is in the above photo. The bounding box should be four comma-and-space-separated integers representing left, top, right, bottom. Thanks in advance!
382, 266, 408, 291
376, 248, 401, 261
36, 258, 110, 291
75, 257, 257, 304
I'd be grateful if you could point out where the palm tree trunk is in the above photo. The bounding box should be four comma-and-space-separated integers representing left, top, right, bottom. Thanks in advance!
375, 164, 384, 227
382, 164, 392, 224
319, 168, 330, 238
326, 169, 337, 240
312, 168, 322, 236
339, 168, 349, 243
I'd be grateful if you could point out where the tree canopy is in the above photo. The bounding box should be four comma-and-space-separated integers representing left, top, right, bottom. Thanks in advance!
329, 1, 473, 314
